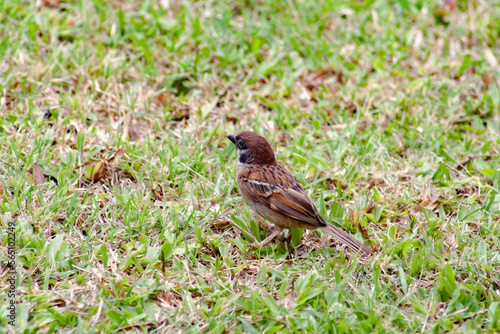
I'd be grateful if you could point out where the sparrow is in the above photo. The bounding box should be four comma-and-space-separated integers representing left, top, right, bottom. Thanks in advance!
227, 131, 373, 256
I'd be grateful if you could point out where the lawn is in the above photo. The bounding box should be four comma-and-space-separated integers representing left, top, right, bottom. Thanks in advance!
1, 0, 499, 332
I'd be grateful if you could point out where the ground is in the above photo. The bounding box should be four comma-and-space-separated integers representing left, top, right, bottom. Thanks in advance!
0, 0, 499, 333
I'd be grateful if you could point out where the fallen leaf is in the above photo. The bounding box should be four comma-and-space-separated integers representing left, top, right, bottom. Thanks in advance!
302, 68, 343, 91
444, 0, 457, 12
414, 193, 441, 212
225, 115, 237, 124
171, 105, 190, 121
350, 210, 357, 229
426, 193, 440, 210
50, 298, 66, 307
215, 220, 231, 230
281, 292, 298, 311
357, 222, 369, 238
158, 290, 176, 308
36, 0, 61, 9
152, 92, 175, 107
33, 164, 45, 185
108, 147, 126, 167
152, 184, 164, 201
91, 161, 108, 182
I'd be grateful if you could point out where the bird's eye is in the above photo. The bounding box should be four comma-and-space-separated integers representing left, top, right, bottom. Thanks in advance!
237, 139, 245, 148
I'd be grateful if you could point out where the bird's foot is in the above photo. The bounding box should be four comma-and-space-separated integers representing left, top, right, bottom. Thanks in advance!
257, 220, 276, 232
247, 228, 283, 248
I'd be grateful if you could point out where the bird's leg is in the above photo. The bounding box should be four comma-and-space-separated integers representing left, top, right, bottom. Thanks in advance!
248, 226, 284, 248
265, 222, 276, 231
257, 217, 266, 230
256, 217, 275, 232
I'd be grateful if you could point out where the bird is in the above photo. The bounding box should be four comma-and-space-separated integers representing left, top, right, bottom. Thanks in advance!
227, 131, 373, 256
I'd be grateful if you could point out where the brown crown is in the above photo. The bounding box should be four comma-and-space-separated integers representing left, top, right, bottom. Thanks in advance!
237, 131, 276, 165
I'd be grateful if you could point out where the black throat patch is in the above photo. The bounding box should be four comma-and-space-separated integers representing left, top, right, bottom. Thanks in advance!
238, 149, 253, 164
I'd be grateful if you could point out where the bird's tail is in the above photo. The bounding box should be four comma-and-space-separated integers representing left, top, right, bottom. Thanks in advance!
320, 223, 373, 256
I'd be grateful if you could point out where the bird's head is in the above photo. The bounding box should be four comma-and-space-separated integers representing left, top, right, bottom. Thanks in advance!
227, 131, 276, 165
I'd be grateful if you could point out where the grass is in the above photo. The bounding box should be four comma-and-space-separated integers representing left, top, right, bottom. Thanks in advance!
1, 0, 499, 332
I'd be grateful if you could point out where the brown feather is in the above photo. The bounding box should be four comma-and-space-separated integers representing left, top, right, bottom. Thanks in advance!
321, 224, 373, 256
239, 164, 325, 228
231, 131, 373, 256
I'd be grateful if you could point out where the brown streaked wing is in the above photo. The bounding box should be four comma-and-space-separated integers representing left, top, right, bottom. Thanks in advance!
240, 165, 325, 227
267, 189, 325, 227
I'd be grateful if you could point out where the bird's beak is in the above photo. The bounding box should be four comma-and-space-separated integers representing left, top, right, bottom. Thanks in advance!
227, 134, 237, 144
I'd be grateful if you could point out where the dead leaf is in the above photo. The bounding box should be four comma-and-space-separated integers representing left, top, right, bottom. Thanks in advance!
91, 161, 108, 182
276, 133, 290, 145
50, 298, 66, 307
413, 193, 441, 212
350, 210, 357, 228
85, 147, 126, 182
302, 68, 344, 91
36, 0, 61, 9
281, 292, 297, 311
426, 193, 440, 211
158, 290, 176, 308
357, 222, 369, 238
225, 115, 237, 124
444, 0, 457, 12
152, 184, 164, 201
215, 220, 231, 230
128, 124, 142, 142
152, 92, 174, 107
171, 105, 190, 121
446, 232, 458, 251
33, 164, 46, 185
108, 147, 126, 167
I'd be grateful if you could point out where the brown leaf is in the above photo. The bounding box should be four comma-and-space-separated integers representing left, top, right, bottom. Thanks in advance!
91, 161, 108, 182
158, 290, 176, 308
444, 0, 457, 11
350, 210, 357, 228
108, 147, 126, 167
33, 164, 46, 185
50, 298, 66, 307
357, 222, 369, 238
414, 193, 441, 212
152, 92, 174, 107
152, 184, 164, 201
171, 105, 190, 121
215, 220, 231, 230
426, 193, 441, 211
276, 133, 290, 145
128, 124, 142, 142
36, 0, 61, 9
302, 68, 343, 91
225, 115, 237, 124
